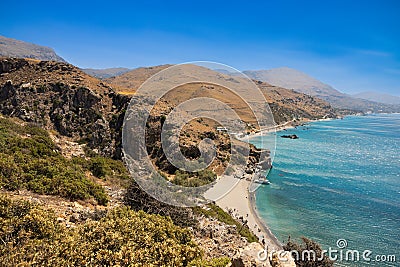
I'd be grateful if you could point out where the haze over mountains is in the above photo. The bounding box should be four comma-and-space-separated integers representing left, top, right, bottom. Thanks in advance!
1, 35, 399, 113
82, 67, 131, 79
353, 91, 400, 105
244, 67, 400, 112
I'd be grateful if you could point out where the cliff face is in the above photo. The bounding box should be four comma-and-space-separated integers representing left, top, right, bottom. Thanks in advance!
0, 58, 130, 158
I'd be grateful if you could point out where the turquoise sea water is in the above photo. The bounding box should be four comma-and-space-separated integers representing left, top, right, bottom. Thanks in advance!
251, 114, 400, 267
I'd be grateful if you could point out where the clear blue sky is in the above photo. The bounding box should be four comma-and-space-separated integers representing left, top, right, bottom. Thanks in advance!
1, 0, 399, 95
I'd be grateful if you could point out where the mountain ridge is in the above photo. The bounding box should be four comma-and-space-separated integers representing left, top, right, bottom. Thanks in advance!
0, 35, 66, 63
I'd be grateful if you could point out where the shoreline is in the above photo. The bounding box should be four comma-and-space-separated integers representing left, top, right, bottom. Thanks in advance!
208, 116, 343, 259
248, 190, 282, 249
222, 117, 340, 248
208, 175, 282, 251
238, 117, 336, 141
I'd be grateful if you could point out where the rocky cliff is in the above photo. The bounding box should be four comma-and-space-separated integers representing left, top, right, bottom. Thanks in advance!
0, 57, 129, 158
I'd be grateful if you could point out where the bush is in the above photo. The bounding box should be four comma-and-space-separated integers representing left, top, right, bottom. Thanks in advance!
89, 156, 130, 180
173, 169, 217, 187
189, 257, 231, 267
0, 117, 108, 205
124, 180, 198, 228
193, 204, 258, 243
0, 195, 205, 266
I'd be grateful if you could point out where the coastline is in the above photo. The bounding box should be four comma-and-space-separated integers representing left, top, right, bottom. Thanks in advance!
210, 175, 282, 251
221, 117, 340, 249
248, 190, 282, 249
238, 117, 335, 141
207, 116, 344, 263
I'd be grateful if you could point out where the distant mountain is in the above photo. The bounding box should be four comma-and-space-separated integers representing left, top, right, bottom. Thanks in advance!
353, 91, 400, 105
244, 67, 342, 98
244, 67, 400, 113
0, 35, 66, 62
104, 65, 172, 93
82, 67, 131, 79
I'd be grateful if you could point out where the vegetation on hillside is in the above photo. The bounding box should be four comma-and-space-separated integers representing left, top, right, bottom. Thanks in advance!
193, 203, 259, 243
0, 195, 217, 266
0, 117, 128, 205
173, 169, 217, 187
124, 179, 198, 228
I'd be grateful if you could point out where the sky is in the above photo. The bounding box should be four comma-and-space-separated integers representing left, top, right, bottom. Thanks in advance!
1, 0, 400, 96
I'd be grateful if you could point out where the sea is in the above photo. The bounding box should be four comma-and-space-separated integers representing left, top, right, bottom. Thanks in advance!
250, 114, 400, 267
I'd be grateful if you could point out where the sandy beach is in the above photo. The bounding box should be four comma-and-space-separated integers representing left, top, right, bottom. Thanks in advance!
203, 117, 338, 264
204, 174, 282, 251
237, 119, 296, 142
238, 117, 335, 141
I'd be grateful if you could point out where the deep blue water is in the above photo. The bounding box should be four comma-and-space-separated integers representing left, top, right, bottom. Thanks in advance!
251, 114, 400, 266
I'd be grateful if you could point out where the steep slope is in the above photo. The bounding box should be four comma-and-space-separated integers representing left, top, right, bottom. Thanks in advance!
256, 81, 337, 123
82, 67, 131, 79
244, 67, 400, 112
0, 57, 129, 157
0, 36, 66, 62
353, 91, 400, 105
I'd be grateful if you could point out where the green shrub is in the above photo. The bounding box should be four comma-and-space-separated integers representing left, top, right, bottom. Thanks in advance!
193, 203, 258, 243
0, 117, 108, 205
0, 196, 205, 266
89, 156, 130, 180
173, 169, 217, 187
189, 257, 231, 267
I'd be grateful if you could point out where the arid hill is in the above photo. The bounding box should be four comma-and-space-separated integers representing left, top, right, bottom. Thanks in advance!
0, 57, 331, 266
106, 64, 339, 124
105, 64, 172, 94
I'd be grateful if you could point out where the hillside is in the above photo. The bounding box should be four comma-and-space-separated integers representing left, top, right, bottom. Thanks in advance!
0, 58, 274, 265
0, 57, 129, 158
0, 58, 335, 266
107, 64, 338, 124
105, 64, 172, 93
82, 67, 131, 79
244, 67, 400, 113
0, 36, 66, 62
